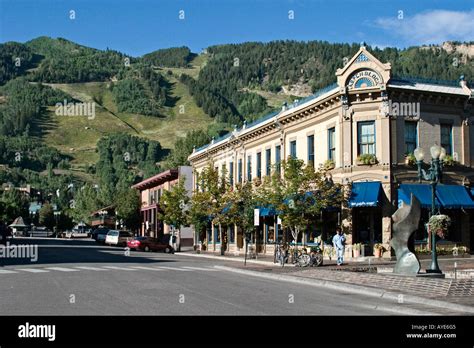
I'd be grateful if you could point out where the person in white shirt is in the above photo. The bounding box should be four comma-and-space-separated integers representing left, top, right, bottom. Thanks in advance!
332, 227, 346, 266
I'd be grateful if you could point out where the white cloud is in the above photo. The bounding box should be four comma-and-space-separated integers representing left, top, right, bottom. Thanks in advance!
374, 9, 474, 45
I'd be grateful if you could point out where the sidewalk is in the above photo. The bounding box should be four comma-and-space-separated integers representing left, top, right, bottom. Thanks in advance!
181, 251, 474, 313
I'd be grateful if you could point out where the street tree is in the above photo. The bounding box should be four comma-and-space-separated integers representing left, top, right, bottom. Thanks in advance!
159, 177, 190, 251
0, 189, 29, 223
261, 157, 344, 248
39, 203, 55, 230
189, 163, 221, 250
116, 188, 141, 232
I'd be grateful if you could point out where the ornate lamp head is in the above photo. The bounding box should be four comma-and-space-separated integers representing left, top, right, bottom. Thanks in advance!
413, 147, 424, 162
430, 144, 442, 160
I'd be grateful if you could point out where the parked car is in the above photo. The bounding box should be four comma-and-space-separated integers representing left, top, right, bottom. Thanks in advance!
27, 227, 54, 238
91, 228, 110, 243
64, 229, 91, 239
105, 230, 134, 247
127, 236, 174, 253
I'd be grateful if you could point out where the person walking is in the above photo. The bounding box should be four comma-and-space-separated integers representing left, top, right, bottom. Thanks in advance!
332, 227, 346, 266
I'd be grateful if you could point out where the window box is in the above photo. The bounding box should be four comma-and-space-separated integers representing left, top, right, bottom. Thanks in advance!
404, 153, 416, 166
323, 159, 335, 170
356, 154, 378, 166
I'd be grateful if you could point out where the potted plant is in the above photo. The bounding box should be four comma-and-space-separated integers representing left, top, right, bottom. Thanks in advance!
405, 153, 416, 166
373, 243, 384, 257
428, 214, 451, 240
352, 243, 361, 258
323, 159, 335, 170
441, 155, 456, 167
356, 154, 378, 166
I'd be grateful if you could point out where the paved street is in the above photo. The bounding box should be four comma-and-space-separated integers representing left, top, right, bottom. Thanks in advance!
0, 238, 467, 315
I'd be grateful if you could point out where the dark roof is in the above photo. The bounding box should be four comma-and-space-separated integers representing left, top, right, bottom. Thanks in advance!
131, 169, 179, 190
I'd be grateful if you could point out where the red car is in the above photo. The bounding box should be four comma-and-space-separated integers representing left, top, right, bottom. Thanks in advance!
127, 237, 174, 253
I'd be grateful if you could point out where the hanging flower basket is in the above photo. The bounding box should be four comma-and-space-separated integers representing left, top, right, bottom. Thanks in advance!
428, 215, 451, 239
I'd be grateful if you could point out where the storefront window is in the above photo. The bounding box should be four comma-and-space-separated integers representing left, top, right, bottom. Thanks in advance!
229, 225, 235, 243
207, 227, 212, 244
214, 226, 220, 243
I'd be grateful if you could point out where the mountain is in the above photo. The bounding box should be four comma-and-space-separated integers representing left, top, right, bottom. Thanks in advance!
0, 37, 472, 197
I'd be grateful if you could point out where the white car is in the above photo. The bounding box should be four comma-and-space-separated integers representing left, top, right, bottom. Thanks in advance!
105, 230, 134, 247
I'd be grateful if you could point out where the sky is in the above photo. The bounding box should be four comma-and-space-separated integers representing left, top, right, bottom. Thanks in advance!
0, 0, 473, 56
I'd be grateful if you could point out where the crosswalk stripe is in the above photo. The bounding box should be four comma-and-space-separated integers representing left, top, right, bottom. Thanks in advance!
44, 267, 79, 272
15, 268, 49, 273
74, 266, 109, 271
182, 266, 218, 272
129, 266, 164, 271
0, 269, 18, 274
101, 266, 137, 271
157, 266, 191, 271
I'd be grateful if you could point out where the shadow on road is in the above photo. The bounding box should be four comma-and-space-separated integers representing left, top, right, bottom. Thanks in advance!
0, 237, 176, 267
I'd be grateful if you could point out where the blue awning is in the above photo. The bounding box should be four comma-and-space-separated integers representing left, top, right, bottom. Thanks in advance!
349, 182, 382, 208
222, 203, 231, 214
398, 184, 440, 209
470, 188, 474, 199
436, 185, 474, 209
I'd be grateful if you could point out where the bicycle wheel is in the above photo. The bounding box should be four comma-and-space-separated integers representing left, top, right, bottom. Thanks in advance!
298, 254, 311, 267
314, 253, 323, 267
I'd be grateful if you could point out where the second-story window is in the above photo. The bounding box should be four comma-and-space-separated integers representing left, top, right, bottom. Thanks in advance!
256, 152, 262, 178
404, 121, 418, 155
307, 134, 315, 167
290, 140, 297, 158
328, 127, 336, 160
238, 159, 242, 183
358, 121, 375, 155
247, 155, 252, 181
229, 161, 234, 187
275, 145, 281, 174
440, 124, 452, 156
265, 148, 271, 176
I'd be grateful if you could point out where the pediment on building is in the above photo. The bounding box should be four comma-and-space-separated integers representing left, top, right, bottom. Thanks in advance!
336, 46, 391, 91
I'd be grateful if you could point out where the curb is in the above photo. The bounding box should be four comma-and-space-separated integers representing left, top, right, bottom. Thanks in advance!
179, 252, 280, 266
214, 265, 474, 315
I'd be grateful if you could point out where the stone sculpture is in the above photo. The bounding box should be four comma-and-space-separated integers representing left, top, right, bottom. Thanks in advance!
391, 194, 421, 275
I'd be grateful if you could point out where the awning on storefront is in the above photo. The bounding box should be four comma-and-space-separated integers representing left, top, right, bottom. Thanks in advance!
398, 184, 440, 209
398, 184, 474, 209
260, 205, 277, 217
470, 188, 474, 199
348, 181, 382, 208
435, 185, 474, 209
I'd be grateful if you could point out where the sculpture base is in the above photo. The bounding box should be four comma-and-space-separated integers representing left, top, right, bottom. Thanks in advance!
416, 272, 445, 279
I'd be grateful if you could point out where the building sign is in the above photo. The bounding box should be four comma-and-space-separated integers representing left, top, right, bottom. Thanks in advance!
347, 69, 382, 89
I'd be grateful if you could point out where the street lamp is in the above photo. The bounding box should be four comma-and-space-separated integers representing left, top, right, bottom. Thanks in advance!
414, 144, 444, 274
